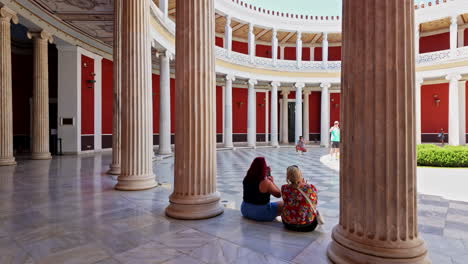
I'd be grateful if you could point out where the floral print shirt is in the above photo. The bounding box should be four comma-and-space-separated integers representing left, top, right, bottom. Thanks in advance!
281, 183, 318, 225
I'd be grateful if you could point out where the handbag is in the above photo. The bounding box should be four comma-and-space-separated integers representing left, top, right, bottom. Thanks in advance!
296, 186, 325, 225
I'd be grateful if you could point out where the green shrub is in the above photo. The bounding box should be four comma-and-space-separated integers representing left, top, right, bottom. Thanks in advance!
417, 144, 468, 167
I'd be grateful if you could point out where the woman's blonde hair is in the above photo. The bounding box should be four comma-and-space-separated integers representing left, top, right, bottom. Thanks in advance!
286, 166, 302, 188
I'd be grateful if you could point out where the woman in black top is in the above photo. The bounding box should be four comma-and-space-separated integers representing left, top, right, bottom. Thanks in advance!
240, 157, 283, 221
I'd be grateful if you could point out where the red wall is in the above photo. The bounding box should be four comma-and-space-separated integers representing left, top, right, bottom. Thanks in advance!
81, 55, 95, 135
215, 36, 224, 48
421, 83, 449, 133
101, 59, 113, 134
151, 74, 176, 134
330, 93, 341, 126
256, 92, 266, 133
284, 47, 296, 60
233, 40, 248, 54
420, 32, 450, 53
256, 44, 276, 58
466, 82, 468, 133
309, 92, 321, 133
216, 86, 223, 134
465, 29, 468, 47
232, 88, 247, 133
314, 46, 342, 61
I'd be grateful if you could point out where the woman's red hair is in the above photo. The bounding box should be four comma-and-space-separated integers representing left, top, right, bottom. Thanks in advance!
244, 157, 268, 183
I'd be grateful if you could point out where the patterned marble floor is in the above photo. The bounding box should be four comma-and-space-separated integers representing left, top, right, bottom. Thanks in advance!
0, 147, 467, 264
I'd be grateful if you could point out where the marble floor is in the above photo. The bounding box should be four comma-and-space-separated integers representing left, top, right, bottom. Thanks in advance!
0, 147, 468, 263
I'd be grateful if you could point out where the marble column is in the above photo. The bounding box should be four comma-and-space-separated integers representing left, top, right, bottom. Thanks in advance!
294, 83, 304, 143
281, 88, 290, 144
270, 82, 280, 147
296, 31, 302, 68
265, 91, 269, 143
225, 15, 232, 57
416, 77, 423, 145
158, 50, 172, 155
322, 32, 329, 67
447, 73, 462, 146
224, 75, 235, 148
459, 80, 467, 145
160, 0, 168, 16
272, 29, 278, 65
248, 23, 255, 63
166, 0, 223, 219
450, 16, 458, 53
108, 0, 121, 175
0, 6, 18, 166
415, 24, 420, 58
327, 0, 429, 263
28, 31, 53, 160
115, 0, 157, 191
303, 89, 311, 143
247, 79, 257, 147
320, 82, 330, 147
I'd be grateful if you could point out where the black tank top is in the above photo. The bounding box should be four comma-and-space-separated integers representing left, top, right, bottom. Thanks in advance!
243, 179, 270, 205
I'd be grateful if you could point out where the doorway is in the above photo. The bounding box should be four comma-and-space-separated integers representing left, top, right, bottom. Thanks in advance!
288, 102, 295, 143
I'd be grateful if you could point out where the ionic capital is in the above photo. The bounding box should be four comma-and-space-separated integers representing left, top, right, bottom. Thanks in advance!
27, 30, 54, 44
296, 31, 302, 40
445, 73, 462, 83
272, 28, 277, 38
159, 50, 173, 60
271, 81, 281, 88
248, 79, 258, 86
281, 88, 290, 97
0, 5, 18, 24
450, 16, 457, 26
320, 82, 331, 90
303, 89, 312, 96
416, 76, 424, 86
248, 23, 254, 33
225, 74, 235, 82
295, 82, 305, 89
225, 15, 231, 26
322, 32, 328, 41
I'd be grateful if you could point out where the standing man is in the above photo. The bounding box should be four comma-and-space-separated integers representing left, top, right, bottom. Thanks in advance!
329, 121, 340, 160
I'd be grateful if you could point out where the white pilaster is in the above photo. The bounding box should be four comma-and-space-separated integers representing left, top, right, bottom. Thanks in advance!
247, 79, 257, 147
458, 80, 466, 145
225, 15, 232, 57
303, 89, 311, 143
94, 55, 103, 152
248, 23, 255, 63
296, 31, 302, 68
415, 24, 420, 57
458, 28, 465, 48
322, 32, 329, 66
450, 17, 458, 53
310, 47, 315, 61
270, 82, 280, 147
281, 88, 290, 144
415, 77, 423, 144
272, 29, 278, 65
446, 73, 462, 146
295, 83, 305, 143
224, 75, 235, 148
320, 82, 331, 147
159, 50, 172, 155
279, 46, 285, 60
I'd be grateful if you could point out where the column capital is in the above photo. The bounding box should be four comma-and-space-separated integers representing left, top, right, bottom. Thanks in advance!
27, 30, 54, 44
225, 15, 231, 26
248, 23, 254, 32
322, 32, 328, 40
281, 88, 290, 96
295, 82, 305, 89
225, 74, 235, 81
272, 28, 277, 38
297, 31, 302, 40
248, 79, 258, 86
0, 5, 18, 24
320, 82, 331, 90
446, 73, 462, 82
271, 81, 281, 88
416, 77, 424, 86
158, 50, 173, 60
303, 89, 312, 96
450, 16, 458, 26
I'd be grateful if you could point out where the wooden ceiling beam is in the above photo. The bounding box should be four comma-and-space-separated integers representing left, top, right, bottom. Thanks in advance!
310, 33, 321, 44
168, 8, 176, 15
255, 28, 269, 40
232, 22, 245, 32
280, 32, 295, 44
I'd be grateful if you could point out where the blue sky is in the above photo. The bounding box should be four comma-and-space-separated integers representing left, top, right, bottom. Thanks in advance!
241, 0, 431, 16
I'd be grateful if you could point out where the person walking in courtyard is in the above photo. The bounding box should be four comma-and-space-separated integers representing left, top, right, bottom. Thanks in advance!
296, 136, 307, 153
329, 121, 340, 160
438, 128, 445, 146
241, 157, 283, 221
281, 165, 322, 232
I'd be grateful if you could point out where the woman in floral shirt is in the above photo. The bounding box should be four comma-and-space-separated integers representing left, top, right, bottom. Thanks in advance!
281, 165, 318, 232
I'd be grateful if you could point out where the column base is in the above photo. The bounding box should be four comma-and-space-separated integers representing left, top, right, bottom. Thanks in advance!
0, 157, 16, 166
31, 152, 52, 160
327, 227, 430, 264
158, 149, 172, 155
115, 174, 157, 191
166, 192, 224, 220
107, 164, 121, 175
224, 144, 234, 148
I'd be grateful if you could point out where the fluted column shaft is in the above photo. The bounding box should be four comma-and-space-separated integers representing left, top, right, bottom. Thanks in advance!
303, 90, 311, 143
224, 75, 235, 148
416, 78, 423, 144
328, 0, 429, 263
166, 0, 223, 220
281, 89, 290, 144
108, 0, 122, 175
0, 6, 17, 166
447, 74, 462, 146
247, 79, 257, 147
115, 0, 156, 191
29, 31, 53, 160
270, 82, 280, 147
320, 83, 330, 147
294, 83, 304, 143
159, 51, 172, 154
